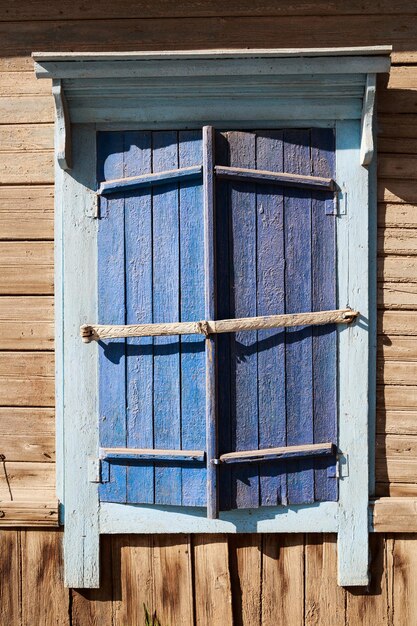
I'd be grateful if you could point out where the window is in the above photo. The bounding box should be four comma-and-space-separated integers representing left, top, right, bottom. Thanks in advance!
33, 47, 391, 588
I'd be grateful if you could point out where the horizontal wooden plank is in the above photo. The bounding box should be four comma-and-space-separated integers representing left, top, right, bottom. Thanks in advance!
0, 151, 54, 185
217, 443, 335, 464
0, 96, 53, 124
0, 17, 407, 60
376, 433, 417, 458
378, 114, 417, 140
100, 165, 202, 194
378, 361, 417, 386
375, 482, 417, 497
376, 457, 417, 483
378, 283, 417, 310
377, 409, 417, 435
0, 461, 55, 502
0, 185, 54, 240
214, 165, 335, 191
2, 1, 417, 20
378, 256, 417, 283
371, 497, 417, 532
0, 407, 54, 462
378, 137, 417, 154
378, 91, 417, 115
0, 242, 53, 295
0, 352, 54, 407
378, 179, 417, 204
0, 71, 51, 96
378, 204, 417, 228
378, 228, 417, 255
378, 385, 417, 410
380, 311, 417, 335
0, 296, 54, 350
379, 155, 417, 181
0, 501, 58, 527
387, 66, 417, 91
378, 336, 417, 361
100, 447, 205, 462
0, 124, 53, 152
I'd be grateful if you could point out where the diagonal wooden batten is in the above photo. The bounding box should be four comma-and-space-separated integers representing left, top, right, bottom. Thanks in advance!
98, 164, 203, 195
214, 442, 336, 465
80, 308, 358, 343
214, 165, 336, 191
100, 447, 205, 463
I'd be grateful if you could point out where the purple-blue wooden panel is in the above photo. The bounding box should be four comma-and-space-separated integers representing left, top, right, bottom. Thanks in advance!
97, 128, 337, 509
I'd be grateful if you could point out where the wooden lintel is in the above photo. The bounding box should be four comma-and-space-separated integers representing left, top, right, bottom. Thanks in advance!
360, 73, 377, 166
52, 79, 71, 170
100, 447, 206, 463
98, 165, 202, 195
215, 165, 336, 191
215, 442, 335, 465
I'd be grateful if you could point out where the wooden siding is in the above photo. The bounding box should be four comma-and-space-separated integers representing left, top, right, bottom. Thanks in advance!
0, 530, 416, 625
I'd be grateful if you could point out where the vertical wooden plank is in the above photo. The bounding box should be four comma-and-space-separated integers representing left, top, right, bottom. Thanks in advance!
21, 530, 70, 626
229, 130, 259, 509
392, 535, 417, 626
311, 128, 338, 502
124, 130, 154, 505
71, 537, 113, 626
336, 120, 369, 585
256, 130, 286, 507
284, 129, 314, 505
346, 535, 389, 625
0, 530, 20, 626
112, 535, 154, 626
193, 534, 233, 626
151, 535, 194, 625
261, 534, 304, 626
229, 534, 262, 626
215, 131, 232, 512
305, 534, 346, 625
98, 131, 126, 504
152, 130, 181, 505
180, 129, 206, 507
203, 125, 218, 517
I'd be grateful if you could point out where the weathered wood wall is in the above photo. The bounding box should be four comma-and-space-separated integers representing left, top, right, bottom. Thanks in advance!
1, 530, 417, 625
0, 1, 417, 622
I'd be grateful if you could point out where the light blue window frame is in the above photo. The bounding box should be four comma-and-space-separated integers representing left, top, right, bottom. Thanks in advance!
33, 48, 391, 588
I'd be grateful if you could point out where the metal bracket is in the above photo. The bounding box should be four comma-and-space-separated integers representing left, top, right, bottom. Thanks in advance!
337, 453, 349, 478
88, 458, 109, 483
52, 79, 72, 170
360, 73, 376, 166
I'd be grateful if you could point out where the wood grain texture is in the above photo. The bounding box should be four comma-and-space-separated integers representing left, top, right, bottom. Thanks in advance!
0, 530, 20, 626
0, 242, 53, 295
0, 351, 54, 407
378, 282, 417, 310
392, 535, 417, 626
0, 296, 53, 350
0, 407, 54, 462
0, 502, 58, 527
0, 185, 54, 240
377, 409, 417, 435
372, 498, 417, 532
229, 535, 262, 626
0, 461, 55, 502
193, 535, 233, 626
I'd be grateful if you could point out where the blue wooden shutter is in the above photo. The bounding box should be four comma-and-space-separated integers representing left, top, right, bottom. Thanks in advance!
96, 128, 337, 511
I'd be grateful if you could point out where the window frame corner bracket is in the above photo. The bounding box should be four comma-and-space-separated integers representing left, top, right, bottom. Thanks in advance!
52, 78, 72, 171
360, 73, 377, 167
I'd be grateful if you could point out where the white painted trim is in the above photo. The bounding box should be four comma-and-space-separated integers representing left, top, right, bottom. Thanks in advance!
360, 74, 377, 165
62, 124, 100, 588
52, 79, 71, 170
100, 502, 338, 534
336, 120, 370, 586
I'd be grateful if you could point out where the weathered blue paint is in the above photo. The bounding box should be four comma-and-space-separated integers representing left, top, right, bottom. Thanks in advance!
99, 165, 202, 195
311, 128, 338, 501
97, 132, 127, 503
152, 131, 182, 505
179, 130, 206, 507
124, 131, 154, 505
256, 130, 287, 507
284, 129, 314, 505
215, 165, 335, 191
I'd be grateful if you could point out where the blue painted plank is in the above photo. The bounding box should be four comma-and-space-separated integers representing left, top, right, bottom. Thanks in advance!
256, 130, 287, 507
215, 131, 232, 512
123, 131, 155, 504
97, 131, 127, 503
178, 130, 206, 507
99, 165, 202, 195
284, 129, 314, 505
152, 131, 182, 505
311, 128, 338, 502
228, 131, 259, 509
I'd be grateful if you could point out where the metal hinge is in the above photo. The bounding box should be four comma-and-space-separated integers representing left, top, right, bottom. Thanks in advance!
337, 453, 349, 478
337, 185, 348, 216
88, 458, 109, 483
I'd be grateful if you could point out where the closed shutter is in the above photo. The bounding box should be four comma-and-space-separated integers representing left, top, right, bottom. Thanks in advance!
96, 127, 338, 513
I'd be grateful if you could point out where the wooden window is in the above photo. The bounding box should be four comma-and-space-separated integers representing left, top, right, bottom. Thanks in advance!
33, 47, 391, 588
